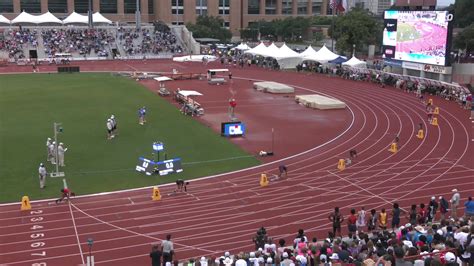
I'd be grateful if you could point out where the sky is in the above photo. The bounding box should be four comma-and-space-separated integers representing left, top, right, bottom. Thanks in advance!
436, 0, 455, 7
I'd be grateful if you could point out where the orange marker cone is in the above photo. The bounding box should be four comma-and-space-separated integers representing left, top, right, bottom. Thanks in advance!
389, 143, 398, 153
417, 129, 424, 139
431, 117, 438, 126
337, 159, 346, 171
152, 187, 161, 201
260, 173, 269, 187
21, 196, 31, 211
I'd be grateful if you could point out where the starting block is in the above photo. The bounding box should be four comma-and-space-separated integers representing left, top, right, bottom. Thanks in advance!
389, 142, 398, 153
260, 173, 269, 187
428, 98, 433, 105
21, 196, 31, 211
433, 107, 439, 115
337, 159, 345, 171
431, 117, 438, 126
417, 129, 424, 139
152, 187, 161, 201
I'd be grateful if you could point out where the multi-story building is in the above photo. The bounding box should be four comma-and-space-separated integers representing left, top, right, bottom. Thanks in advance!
0, 0, 329, 35
346, 0, 392, 16
394, 0, 436, 9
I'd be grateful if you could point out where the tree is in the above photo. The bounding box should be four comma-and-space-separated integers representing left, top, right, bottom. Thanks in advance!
331, 7, 382, 55
186, 16, 232, 41
453, 0, 474, 28
312, 16, 332, 26
454, 23, 474, 54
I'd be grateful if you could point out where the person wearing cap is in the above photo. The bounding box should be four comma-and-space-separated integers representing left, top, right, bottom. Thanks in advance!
38, 163, 47, 189
281, 252, 292, 266
49, 141, 56, 164
451, 189, 460, 219
427, 196, 439, 223
149, 243, 162, 266
106, 118, 114, 140
46, 137, 53, 162
110, 115, 117, 135
57, 142, 67, 167
199, 257, 208, 266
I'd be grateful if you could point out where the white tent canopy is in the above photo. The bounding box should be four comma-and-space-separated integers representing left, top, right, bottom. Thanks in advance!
11, 11, 63, 24
63, 11, 88, 24
303, 45, 339, 63
263, 43, 281, 57
11, 11, 38, 24
299, 45, 319, 58
36, 11, 62, 24
0, 14, 10, 24
92, 12, 112, 24
342, 56, 367, 68
278, 43, 300, 58
244, 42, 269, 56
235, 43, 250, 51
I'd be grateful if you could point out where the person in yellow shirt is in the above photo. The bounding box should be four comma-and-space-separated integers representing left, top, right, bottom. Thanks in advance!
379, 208, 388, 231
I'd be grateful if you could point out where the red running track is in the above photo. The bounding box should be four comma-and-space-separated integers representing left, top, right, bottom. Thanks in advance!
0, 60, 473, 266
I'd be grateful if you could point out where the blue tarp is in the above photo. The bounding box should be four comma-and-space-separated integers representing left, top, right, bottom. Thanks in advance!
329, 56, 348, 64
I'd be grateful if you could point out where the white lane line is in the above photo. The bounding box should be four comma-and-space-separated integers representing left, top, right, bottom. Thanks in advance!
128, 197, 134, 205
68, 202, 85, 265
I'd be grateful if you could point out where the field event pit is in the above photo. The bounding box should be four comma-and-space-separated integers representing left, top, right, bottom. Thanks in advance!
295, 94, 347, 110
253, 81, 295, 93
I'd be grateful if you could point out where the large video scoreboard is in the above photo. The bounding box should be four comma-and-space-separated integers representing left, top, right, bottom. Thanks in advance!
382, 10, 453, 66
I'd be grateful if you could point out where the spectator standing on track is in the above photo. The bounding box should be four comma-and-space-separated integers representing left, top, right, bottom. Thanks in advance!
451, 189, 461, 219
347, 209, 357, 236
379, 208, 388, 231
391, 203, 404, 230
356, 207, 366, 233
407, 204, 418, 226
418, 203, 427, 225
465, 197, 474, 218
427, 196, 439, 223
161, 234, 174, 265
150, 244, 162, 266
439, 196, 449, 220
38, 163, 47, 189
367, 209, 378, 233
328, 207, 344, 237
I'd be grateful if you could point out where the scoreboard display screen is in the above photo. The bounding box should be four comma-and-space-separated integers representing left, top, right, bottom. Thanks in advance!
136, 157, 183, 176
221, 121, 245, 137
382, 10, 453, 66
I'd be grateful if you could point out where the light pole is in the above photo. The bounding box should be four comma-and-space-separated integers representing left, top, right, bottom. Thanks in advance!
88, 0, 93, 28
50, 122, 65, 178
175, 0, 179, 25
135, 0, 141, 29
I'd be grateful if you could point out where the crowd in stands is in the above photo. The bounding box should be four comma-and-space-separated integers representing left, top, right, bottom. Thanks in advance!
152, 195, 474, 266
117, 27, 182, 56
41, 28, 114, 57
0, 29, 37, 59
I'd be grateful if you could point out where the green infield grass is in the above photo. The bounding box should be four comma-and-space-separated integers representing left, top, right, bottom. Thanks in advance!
0, 73, 260, 203
396, 22, 422, 42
